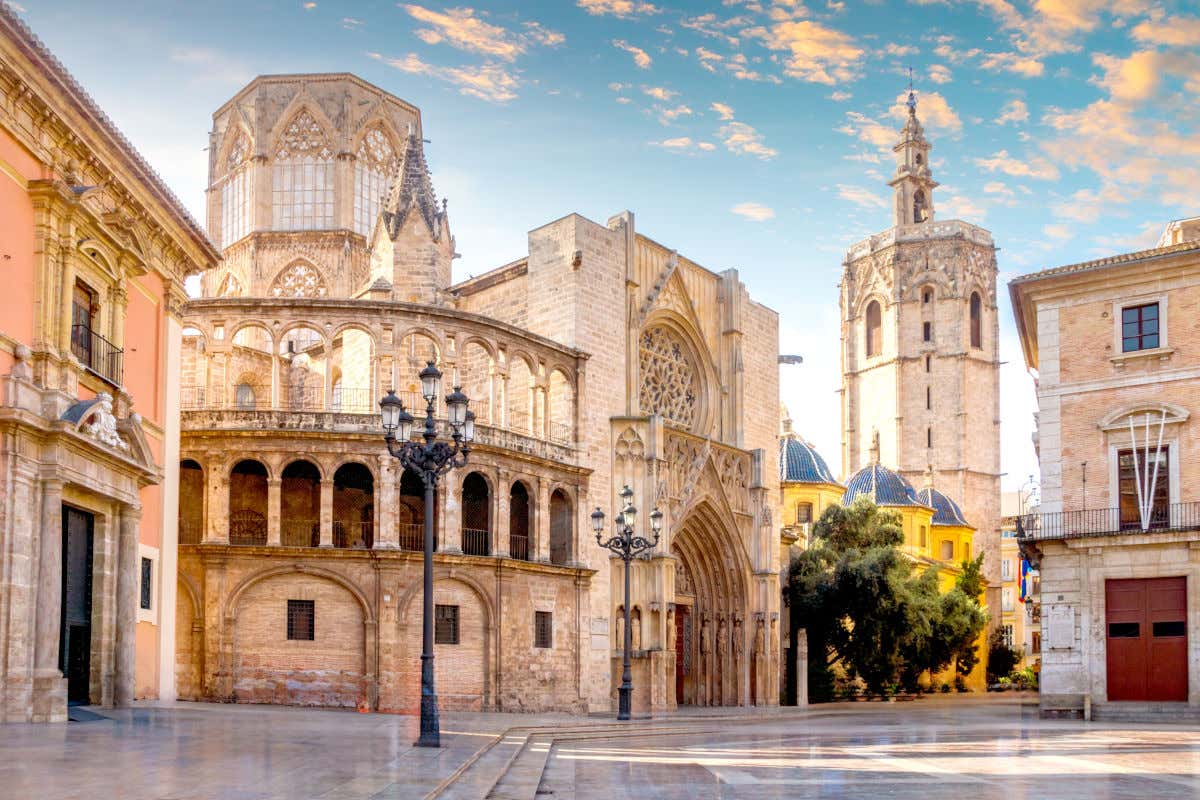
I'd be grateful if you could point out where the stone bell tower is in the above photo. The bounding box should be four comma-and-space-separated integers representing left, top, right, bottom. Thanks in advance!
838, 88, 1002, 591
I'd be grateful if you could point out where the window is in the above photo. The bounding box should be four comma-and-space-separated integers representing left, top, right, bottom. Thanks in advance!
865, 301, 881, 357
919, 525, 927, 548
1001, 624, 1013, 647
925, 355, 931, 372
1108, 622, 1139, 638
70, 280, 98, 366
534, 611, 553, 649
287, 599, 315, 640
922, 288, 932, 304
964, 542, 971, 561
970, 292, 982, 349
923, 321, 932, 342
1002, 587, 1014, 612
1154, 621, 1185, 637
353, 128, 396, 237
272, 110, 334, 231
140, 557, 153, 611
1031, 632, 1041, 654
235, 383, 256, 410
435, 604, 460, 645
796, 502, 813, 524
1121, 302, 1159, 352
927, 427, 932, 448
913, 189, 927, 223
1118, 447, 1169, 529
926, 386, 931, 410
1001, 558, 1014, 582
940, 540, 954, 560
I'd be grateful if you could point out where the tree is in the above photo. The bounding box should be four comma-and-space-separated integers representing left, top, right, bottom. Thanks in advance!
786, 498, 990, 699
986, 628, 1021, 683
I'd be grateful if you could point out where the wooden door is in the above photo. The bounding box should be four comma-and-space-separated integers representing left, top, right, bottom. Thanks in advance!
675, 605, 690, 705
60, 506, 94, 705
1106, 577, 1187, 702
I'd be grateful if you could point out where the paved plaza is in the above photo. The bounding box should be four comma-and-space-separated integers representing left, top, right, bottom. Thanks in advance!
3, 697, 1200, 799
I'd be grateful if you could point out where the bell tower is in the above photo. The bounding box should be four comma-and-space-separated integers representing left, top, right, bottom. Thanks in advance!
888, 86, 938, 227
838, 85, 1002, 598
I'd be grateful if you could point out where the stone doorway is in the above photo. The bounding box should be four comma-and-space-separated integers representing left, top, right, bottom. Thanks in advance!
60, 505, 94, 705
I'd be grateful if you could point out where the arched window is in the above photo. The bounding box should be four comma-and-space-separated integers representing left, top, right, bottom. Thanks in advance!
462, 472, 491, 556
354, 127, 397, 237
913, 189, 927, 224
919, 525, 927, 548
221, 130, 253, 247
796, 502, 813, 524
922, 288, 932, 304
915, 153, 924, 167
179, 460, 204, 544
333, 462, 374, 548
865, 300, 882, 358
970, 291, 983, 349
940, 540, 954, 560
549, 489, 572, 566
509, 481, 531, 561
272, 110, 334, 231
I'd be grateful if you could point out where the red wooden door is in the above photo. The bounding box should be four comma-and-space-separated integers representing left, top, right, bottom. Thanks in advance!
1106, 577, 1187, 702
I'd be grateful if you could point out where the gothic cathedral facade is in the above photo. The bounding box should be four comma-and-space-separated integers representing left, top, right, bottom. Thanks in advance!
838, 91, 1002, 593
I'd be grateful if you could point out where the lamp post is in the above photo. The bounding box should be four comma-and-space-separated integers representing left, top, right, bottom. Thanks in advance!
592, 485, 663, 721
379, 361, 473, 748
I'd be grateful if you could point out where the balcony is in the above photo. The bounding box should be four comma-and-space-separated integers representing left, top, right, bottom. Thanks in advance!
1017, 502, 1200, 542
71, 323, 123, 386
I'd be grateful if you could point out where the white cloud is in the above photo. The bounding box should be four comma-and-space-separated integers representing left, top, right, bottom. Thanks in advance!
369, 52, 519, 103
169, 48, 252, 86
891, 90, 961, 133
719, 121, 778, 159
302, 2, 316, 8
925, 64, 949, 84
613, 39, 652, 69
731, 202, 776, 221
655, 104, 694, 124
1042, 223, 1072, 240
651, 137, 716, 153
642, 86, 677, 101
939, 193, 986, 222
578, 0, 661, 18
995, 98, 1029, 125
829, 90, 852, 101
837, 184, 886, 208
980, 51, 1045, 78
975, 149, 1060, 180
745, 19, 863, 84
710, 101, 735, 120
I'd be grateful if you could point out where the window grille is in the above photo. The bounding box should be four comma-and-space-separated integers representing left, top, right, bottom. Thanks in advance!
923, 321, 932, 342
287, 599, 315, 640
435, 604, 459, 645
140, 557, 152, 610
534, 611, 553, 649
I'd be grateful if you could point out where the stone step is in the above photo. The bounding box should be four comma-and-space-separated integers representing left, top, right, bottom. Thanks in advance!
1091, 702, 1200, 723
436, 730, 531, 800
485, 734, 553, 799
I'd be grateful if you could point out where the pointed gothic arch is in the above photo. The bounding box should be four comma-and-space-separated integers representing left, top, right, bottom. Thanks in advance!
637, 315, 715, 435
353, 123, 400, 237
270, 260, 328, 298
271, 106, 335, 231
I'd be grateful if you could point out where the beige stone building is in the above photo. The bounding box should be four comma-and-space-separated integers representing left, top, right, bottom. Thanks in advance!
1010, 217, 1200, 718
0, 7, 219, 722
176, 74, 781, 715
838, 90, 1001, 598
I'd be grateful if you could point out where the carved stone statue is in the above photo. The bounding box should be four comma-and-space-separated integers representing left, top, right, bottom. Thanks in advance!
717, 616, 729, 705
631, 610, 642, 652
753, 618, 767, 706
85, 392, 128, 451
615, 611, 624, 652
666, 607, 676, 651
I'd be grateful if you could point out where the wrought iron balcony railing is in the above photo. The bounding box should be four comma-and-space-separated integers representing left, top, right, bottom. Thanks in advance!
1017, 501, 1200, 541
71, 323, 123, 386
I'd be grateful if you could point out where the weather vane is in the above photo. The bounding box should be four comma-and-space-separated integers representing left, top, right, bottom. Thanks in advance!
906, 65, 917, 111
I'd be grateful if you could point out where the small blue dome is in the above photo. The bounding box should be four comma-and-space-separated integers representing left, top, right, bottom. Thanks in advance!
916, 487, 971, 527
843, 463, 925, 507
779, 435, 840, 485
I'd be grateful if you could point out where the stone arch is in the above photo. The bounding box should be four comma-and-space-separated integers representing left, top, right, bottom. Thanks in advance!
508, 479, 532, 560
462, 471, 491, 556
229, 458, 269, 545
671, 500, 752, 707
1099, 402, 1190, 430
549, 488, 573, 566
396, 572, 494, 711
281, 459, 322, 547
227, 566, 371, 708
219, 124, 253, 176
175, 573, 204, 700
333, 461, 374, 548
331, 324, 376, 412
268, 102, 336, 160
506, 354, 535, 433
638, 313, 714, 434
548, 367, 574, 444
179, 459, 204, 544
229, 321, 274, 352
458, 337, 495, 424
75, 237, 121, 281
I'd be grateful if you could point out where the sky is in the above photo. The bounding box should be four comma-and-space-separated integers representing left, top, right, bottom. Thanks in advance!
13, 0, 1200, 491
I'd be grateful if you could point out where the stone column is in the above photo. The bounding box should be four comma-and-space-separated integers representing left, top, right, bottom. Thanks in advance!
440, 477, 462, 554
319, 478, 334, 547
535, 478, 551, 562
376, 459, 398, 549
540, 385, 551, 439
266, 478, 281, 546
499, 373, 509, 428
114, 504, 141, 707
205, 457, 229, 544
32, 479, 67, 720
495, 471, 511, 558
796, 628, 809, 707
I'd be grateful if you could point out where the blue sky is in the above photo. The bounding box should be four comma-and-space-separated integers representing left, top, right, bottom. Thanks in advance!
15, 0, 1200, 491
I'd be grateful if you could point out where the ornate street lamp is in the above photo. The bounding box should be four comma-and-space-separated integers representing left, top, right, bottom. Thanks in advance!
592, 485, 664, 721
379, 361, 472, 747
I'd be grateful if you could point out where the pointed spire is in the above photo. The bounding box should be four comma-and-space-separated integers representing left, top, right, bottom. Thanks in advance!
869, 428, 881, 465
780, 404, 793, 436
888, 74, 937, 227
383, 130, 443, 239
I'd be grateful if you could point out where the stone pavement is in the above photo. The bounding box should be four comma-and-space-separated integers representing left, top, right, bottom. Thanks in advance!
2, 697, 1200, 799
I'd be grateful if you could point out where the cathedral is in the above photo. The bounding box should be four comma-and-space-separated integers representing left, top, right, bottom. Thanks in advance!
837, 88, 1002, 599
173, 74, 781, 714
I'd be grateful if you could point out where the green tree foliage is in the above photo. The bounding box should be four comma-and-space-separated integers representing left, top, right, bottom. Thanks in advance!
786, 498, 990, 699
985, 628, 1022, 683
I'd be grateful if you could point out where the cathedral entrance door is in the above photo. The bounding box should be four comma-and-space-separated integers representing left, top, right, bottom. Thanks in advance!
674, 604, 690, 705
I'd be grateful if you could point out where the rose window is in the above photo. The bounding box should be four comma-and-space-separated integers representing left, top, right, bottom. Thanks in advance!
271, 262, 327, 298
639, 326, 699, 429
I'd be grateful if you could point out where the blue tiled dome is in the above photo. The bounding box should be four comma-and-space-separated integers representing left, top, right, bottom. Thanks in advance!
779, 435, 840, 485
916, 487, 971, 527
843, 463, 925, 507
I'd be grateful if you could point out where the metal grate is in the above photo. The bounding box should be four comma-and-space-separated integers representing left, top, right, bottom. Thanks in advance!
140, 557, 152, 610
534, 611, 553, 649
287, 599, 315, 640
435, 604, 459, 645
